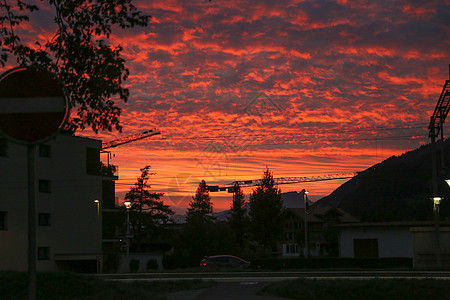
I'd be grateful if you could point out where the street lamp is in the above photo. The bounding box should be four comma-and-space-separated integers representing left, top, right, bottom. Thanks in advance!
431, 195, 443, 268
433, 197, 442, 214
445, 179, 450, 189
124, 201, 132, 255
94, 199, 100, 219
302, 189, 309, 257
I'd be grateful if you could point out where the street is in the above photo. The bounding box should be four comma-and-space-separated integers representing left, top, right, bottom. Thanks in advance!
98, 270, 450, 282
97, 270, 450, 300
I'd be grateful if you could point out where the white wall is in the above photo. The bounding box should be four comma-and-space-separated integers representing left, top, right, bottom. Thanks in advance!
339, 227, 413, 258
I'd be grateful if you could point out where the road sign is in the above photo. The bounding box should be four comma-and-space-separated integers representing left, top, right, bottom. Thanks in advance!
0, 67, 69, 144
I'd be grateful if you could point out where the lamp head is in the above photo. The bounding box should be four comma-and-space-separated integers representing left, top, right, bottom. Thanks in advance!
124, 201, 132, 209
433, 197, 442, 205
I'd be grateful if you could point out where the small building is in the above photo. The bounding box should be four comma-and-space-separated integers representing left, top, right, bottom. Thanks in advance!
281, 206, 358, 257
0, 133, 117, 272
337, 221, 450, 268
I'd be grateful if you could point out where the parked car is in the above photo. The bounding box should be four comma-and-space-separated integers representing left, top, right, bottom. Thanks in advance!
200, 255, 250, 268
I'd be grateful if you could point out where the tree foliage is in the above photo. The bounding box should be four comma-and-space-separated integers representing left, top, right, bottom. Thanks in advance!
249, 167, 284, 252
0, 0, 150, 132
228, 182, 248, 247
125, 165, 174, 251
178, 180, 215, 261
186, 180, 214, 223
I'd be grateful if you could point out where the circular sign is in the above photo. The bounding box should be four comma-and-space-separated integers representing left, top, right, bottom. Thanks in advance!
0, 67, 69, 144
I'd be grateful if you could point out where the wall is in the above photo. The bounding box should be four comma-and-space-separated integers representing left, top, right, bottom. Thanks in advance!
339, 227, 413, 258
117, 254, 163, 273
0, 134, 104, 271
411, 227, 450, 269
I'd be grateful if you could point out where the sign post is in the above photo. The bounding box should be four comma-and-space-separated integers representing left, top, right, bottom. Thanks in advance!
0, 67, 69, 300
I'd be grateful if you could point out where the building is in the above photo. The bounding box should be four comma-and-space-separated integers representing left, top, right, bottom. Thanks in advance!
338, 221, 450, 268
0, 132, 117, 272
281, 206, 358, 257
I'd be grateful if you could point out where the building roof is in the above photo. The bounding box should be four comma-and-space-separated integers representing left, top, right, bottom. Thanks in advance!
285, 206, 358, 223
336, 220, 450, 228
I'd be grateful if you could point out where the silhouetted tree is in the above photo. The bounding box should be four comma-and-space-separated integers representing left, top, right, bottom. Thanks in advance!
0, 0, 150, 132
228, 182, 248, 247
125, 165, 174, 251
180, 180, 215, 263
249, 167, 284, 254
186, 180, 214, 223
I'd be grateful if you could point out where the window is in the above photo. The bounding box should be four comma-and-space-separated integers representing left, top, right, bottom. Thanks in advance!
0, 139, 7, 157
285, 232, 294, 240
38, 247, 50, 260
353, 239, 379, 259
285, 244, 299, 254
290, 244, 297, 253
38, 213, 51, 226
86, 147, 100, 175
39, 180, 51, 193
0, 212, 7, 230
39, 144, 51, 157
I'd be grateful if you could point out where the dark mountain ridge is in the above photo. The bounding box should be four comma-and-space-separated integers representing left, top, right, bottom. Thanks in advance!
314, 139, 450, 222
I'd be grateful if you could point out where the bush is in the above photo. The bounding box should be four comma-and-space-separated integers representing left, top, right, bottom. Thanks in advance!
163, 254, 197, 270
250, 257, 413, 270
129, 259, 140, 272
146, 259, 158, 270
102, 244, 121, 273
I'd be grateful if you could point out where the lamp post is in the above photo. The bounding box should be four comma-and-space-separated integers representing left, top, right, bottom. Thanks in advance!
93, 199, 101, 273
432, 196, 442, 268
94, 199, 100, 219
302, 189, 309, 257
124, 201, 132, 255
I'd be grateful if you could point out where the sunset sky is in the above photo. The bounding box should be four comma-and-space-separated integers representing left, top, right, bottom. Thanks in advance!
3, 0, 450, 212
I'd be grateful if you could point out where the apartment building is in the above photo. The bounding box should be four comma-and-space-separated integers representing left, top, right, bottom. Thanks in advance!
0, 132, 117, 272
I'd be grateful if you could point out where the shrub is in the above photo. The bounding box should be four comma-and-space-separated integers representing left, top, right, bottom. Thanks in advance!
129, 259, 140, 272
146, 259, 158, 270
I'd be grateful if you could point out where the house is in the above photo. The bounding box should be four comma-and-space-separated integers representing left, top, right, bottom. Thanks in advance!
281, 205, 358, 257
337, 221, 450, 268
0, 132, 117, 272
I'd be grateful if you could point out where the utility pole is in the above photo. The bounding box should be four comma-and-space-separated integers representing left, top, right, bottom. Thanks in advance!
302, 189, 309, 258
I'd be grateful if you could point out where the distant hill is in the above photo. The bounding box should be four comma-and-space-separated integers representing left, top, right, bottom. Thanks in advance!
314, 140, 450, 222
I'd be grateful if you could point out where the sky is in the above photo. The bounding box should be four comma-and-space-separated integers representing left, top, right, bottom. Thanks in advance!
3, 0, 450, 212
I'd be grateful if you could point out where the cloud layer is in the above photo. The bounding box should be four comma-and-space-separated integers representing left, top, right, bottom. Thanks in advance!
3, 0, 450, 210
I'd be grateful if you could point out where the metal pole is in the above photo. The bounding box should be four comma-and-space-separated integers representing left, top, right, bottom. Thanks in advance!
303, 190, 308, 257
27, 144, 36, 300
431, 129, 442, 268
440, 116, 445, 169
434, 198, 441, 267
126, 209, 130, 255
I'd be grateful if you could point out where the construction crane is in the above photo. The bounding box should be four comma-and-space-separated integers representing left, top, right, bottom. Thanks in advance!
428, 67, 450, 139
101, 128, 161, 150
206, 172, 358, 193
427, 65, 450, 270
428, 67, 450, 195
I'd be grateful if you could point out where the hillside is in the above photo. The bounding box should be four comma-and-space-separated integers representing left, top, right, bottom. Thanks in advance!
314, 140, 450, 222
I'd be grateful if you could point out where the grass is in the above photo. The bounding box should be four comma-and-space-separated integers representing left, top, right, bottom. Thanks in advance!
262, 278, 450, 300
0, 272, 214, 300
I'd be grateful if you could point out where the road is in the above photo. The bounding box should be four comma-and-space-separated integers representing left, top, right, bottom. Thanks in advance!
98, 270, 450, 282
97, 271, 450, 300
